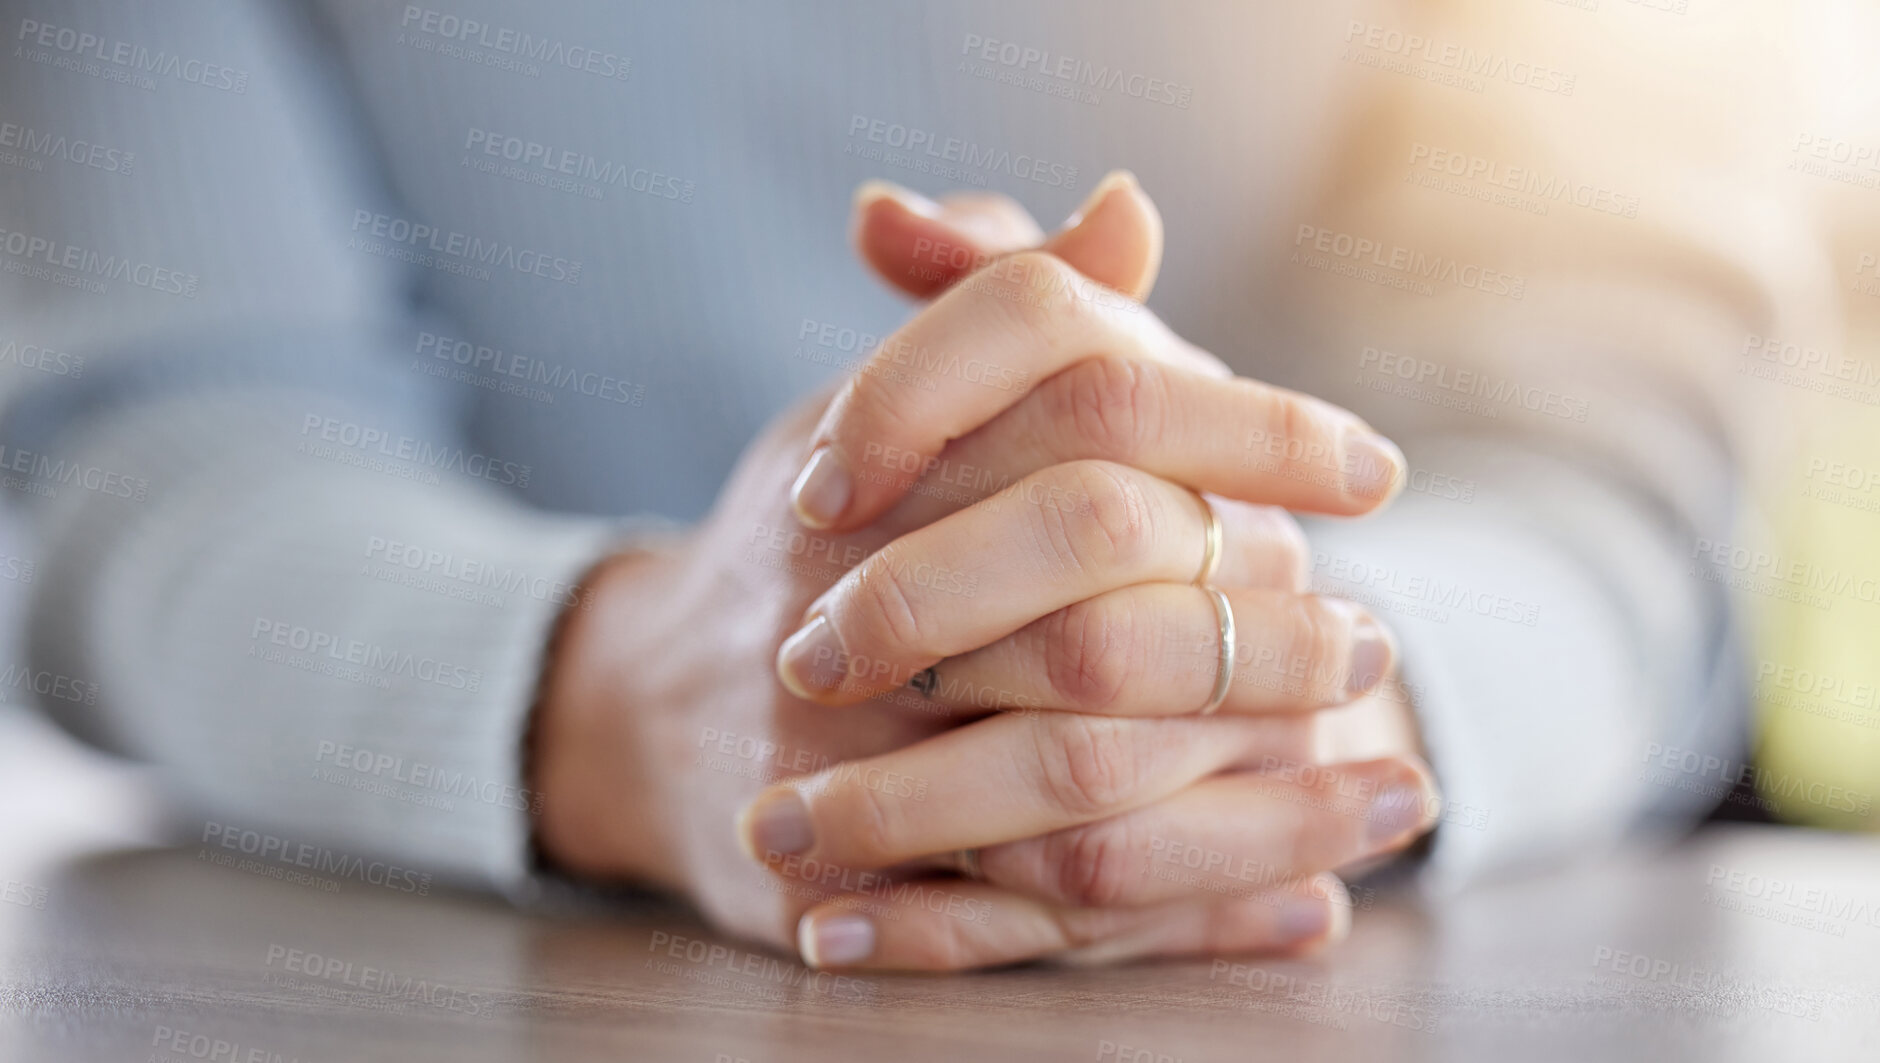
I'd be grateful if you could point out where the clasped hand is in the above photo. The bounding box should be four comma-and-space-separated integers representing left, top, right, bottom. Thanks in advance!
531, 172, 1440, 971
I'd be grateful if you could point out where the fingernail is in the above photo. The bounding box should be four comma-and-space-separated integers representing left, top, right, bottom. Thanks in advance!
741, 788, 814, 860
1367, 784, 1429, 848
799, 913, 875, 968
776, 614, 849, 700
1343, 430, 1404, 503
853, 178, 939, 218
1278, 897, 1331, 942
1347, 619, 1393, 696
791, 446, 852, 529
1062, 168, 1139, 229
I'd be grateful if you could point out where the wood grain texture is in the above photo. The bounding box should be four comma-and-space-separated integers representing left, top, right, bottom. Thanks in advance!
0, 713, 1876, 1063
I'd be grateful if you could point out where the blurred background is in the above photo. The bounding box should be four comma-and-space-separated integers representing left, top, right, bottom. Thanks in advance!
0, 0, 1874, 898
0, 1, 1876, 1059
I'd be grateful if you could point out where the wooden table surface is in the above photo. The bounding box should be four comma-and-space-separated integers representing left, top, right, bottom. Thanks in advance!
2, 710, 1877, 1063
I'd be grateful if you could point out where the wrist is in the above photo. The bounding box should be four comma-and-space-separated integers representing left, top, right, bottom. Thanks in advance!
531, 543, 689, 892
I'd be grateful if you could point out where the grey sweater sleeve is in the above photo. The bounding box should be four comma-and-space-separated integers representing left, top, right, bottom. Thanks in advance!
0, 0, 623, 895
1270, 2, 1841, 891
1306, 384, 1748, 892
1290, 228, 1834, 895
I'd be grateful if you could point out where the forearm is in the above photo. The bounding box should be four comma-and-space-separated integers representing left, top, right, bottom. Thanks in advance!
1272, 0, 1834, 884
24, 383, 631, 892
0, 0, 664, 893
1308, 433, 1744, 891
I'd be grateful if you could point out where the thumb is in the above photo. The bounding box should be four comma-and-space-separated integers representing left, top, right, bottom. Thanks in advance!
1041, 170, 1162, 301
851, 170, 1163, 302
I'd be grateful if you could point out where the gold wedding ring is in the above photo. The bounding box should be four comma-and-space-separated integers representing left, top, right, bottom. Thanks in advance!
1194, 494, 1222, 586
1198, 586, 1235, 716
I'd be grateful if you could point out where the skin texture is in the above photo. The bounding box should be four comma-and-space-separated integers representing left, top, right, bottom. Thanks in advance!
529, 177, 1438, 971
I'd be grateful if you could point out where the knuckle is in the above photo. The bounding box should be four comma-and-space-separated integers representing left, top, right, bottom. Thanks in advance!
1309, 597, 1357, 671
1274, 394, 1315, 470
1261, 390, 1335, 483
1041, 598, 1137, 713
1056, 460, 1159, 575
1054, 356, 1164, 463
983, 250, 1088, 339
1051, 905, 1126, 951
1034, 713, 1141, 817
1260, 714, 1323, 767
1263, 509, 1312, 592
887, 900, 981, 970
919, 920, 979, 971
1279, 596, 1347, 699
1050, 821, 1139, 908
840, 774, 906, 863
1007, 249, 1083, 305
845, 554, 928, 657
1276, 800, 1339, 873
838, 364, 913, 442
